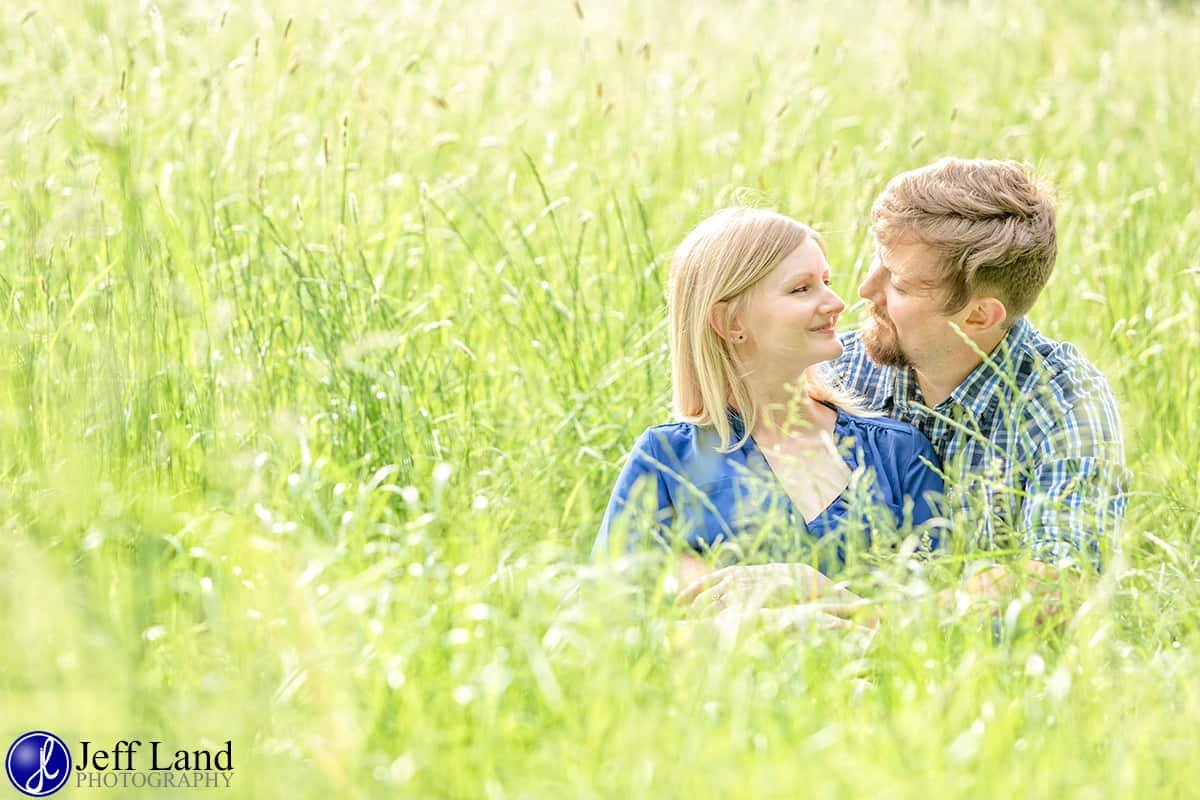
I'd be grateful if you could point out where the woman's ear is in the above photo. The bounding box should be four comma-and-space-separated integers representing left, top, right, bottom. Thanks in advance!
709, 301, 745, 342
709, 301, 730, 339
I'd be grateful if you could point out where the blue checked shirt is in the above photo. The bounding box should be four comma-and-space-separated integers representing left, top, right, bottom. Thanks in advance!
823, 318, 1129, 566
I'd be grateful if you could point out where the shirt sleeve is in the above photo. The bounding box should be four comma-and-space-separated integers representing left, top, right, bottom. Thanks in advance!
591, 429, 674, 560
1021, 389, 1130, 569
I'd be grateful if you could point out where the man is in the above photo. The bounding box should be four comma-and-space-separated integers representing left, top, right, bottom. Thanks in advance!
828, 157, 1128, 613
678, 158, 1128, 624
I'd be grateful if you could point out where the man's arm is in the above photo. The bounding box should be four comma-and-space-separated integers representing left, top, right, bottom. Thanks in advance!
1023, 455, 1130, 567
1021, 379, 1130, 569
936, 559, 1078, 628
944, 388, 1129, 626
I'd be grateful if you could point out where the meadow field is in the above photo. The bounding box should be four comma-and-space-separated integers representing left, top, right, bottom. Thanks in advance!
2, 0, 1200, 797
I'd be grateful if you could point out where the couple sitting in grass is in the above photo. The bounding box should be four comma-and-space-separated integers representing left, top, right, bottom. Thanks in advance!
593, 157, 1128, 622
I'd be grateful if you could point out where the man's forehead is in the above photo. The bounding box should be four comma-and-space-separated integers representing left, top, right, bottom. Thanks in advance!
877, 239, 937, 277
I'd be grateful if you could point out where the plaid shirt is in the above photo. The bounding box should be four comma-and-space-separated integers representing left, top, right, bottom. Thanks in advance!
824, 318, 1129, 566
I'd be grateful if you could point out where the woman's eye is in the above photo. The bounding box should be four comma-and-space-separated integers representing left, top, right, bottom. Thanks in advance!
790, 285, 809, 294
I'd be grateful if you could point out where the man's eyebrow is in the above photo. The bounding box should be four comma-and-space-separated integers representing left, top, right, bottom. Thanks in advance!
878, 254, 908, 281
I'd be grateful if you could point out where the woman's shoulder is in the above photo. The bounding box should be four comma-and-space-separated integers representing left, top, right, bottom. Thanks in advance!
632, 421, 707, 455
628, 421, 744, 486
835, 408, 938, 459
838, 408, 918, 434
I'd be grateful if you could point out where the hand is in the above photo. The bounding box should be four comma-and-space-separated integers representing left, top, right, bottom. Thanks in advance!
756, 603, 869, 631
675, 562, 869, 617
936, 560, 1071, 628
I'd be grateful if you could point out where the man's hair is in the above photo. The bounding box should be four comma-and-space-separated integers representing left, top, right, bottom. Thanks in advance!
870, 157, 1057, 323
668, 207, 850, 451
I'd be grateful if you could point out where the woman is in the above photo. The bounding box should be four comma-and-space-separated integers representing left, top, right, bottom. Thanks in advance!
593, 208, 944, 582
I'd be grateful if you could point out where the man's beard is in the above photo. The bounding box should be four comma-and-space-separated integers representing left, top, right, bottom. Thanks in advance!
861, 309, 912, 369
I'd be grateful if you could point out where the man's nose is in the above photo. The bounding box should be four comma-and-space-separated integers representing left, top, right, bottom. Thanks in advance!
859, 264, 883, 301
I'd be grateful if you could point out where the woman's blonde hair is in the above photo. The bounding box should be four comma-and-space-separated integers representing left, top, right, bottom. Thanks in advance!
669, 207, 853, 451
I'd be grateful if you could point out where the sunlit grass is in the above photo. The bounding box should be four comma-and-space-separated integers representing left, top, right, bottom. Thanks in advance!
2, 0, 1199, 796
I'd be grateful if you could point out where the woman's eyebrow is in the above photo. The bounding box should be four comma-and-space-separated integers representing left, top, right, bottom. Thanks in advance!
783, 266, 827, 284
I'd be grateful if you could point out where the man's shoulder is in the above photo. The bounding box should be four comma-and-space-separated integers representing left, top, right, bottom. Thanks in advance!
1017, 322, 1120, 411
1010, 321, 1124, 452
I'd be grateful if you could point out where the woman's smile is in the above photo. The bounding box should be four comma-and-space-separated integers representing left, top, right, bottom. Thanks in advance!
809, 319, 838, 335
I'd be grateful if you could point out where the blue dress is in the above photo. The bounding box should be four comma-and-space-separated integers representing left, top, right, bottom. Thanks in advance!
592, 404, 945, 570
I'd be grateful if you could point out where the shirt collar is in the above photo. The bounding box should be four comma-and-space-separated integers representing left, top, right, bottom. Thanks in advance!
891, 367, 919, 409
945, 316, 1034, 410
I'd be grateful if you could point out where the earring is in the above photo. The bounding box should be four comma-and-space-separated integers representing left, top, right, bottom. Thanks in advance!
734, 334, 745, 342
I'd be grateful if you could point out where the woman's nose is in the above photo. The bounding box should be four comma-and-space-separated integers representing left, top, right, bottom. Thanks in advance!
823, 286, 846, 314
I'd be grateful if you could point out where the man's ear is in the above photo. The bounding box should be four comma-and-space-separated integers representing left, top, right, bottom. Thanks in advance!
710, 301, 746, 343
963, 296, 1008, 333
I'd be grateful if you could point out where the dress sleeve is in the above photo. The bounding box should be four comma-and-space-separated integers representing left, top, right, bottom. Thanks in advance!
591, 429, 674, 560
901, 428, 946, 546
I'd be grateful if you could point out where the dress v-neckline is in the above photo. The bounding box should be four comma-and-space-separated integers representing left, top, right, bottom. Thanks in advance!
742, 403, 858, 528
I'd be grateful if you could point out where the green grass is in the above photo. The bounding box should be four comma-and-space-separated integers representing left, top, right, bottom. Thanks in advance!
2, 0, 1199, 796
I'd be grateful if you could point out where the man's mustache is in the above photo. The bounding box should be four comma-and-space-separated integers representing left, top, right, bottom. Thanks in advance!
867, 305, 894, 330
